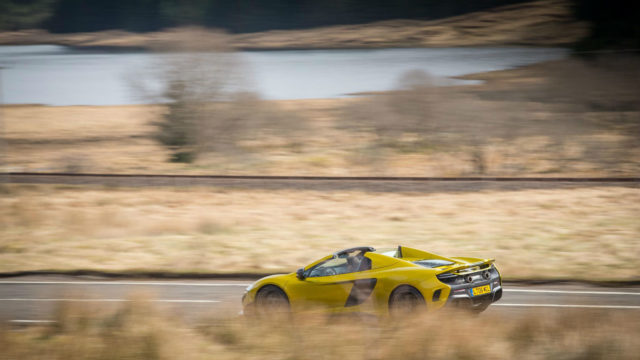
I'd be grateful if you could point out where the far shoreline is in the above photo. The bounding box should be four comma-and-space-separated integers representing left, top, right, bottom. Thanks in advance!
0, 1, 586, 51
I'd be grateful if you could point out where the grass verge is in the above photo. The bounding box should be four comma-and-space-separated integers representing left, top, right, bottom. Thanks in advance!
1, 184, 638, 280
1, 300, 638, 360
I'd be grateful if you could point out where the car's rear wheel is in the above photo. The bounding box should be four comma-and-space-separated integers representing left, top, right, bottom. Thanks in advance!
389, 285, 425, 316
255, 285, 290, 316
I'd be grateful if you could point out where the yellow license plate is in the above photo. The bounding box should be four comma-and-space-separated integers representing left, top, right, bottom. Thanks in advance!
471, 285, 491, 296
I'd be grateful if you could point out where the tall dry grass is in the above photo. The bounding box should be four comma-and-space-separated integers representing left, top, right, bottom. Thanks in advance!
1, 300, 638, 360
1, 184, 638, 280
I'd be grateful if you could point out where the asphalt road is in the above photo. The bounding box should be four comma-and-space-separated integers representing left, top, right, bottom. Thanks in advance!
1, 276, 638, 325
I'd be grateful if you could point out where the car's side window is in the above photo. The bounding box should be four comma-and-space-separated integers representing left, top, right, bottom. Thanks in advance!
307, 258, 348, 277
306, 253, 371, 278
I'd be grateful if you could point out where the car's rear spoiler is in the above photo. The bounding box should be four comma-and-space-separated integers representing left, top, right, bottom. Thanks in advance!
397, 246, 458, 262
436, 259, 495, 275
397, 246, 494, 275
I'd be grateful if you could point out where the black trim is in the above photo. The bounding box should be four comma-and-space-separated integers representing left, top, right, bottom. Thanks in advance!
344, 279, 378, 307
493, 288, 503, 302
335, 247, 376, 256
432, 289, 442, 302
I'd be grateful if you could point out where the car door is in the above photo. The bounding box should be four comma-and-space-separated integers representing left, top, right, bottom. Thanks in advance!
286, 254, 378, 312
286, 257, 352, 311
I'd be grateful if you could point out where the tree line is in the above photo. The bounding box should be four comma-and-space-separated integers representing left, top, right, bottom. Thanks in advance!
1, 0, 541, 33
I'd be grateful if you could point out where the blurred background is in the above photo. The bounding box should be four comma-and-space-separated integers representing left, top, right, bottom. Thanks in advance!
0, 0, 639, 359
0, 0, 638, 176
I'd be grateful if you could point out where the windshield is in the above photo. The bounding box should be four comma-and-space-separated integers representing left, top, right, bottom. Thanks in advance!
413, 259, 454, 268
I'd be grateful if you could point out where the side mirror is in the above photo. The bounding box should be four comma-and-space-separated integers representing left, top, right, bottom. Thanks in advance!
296, 268, 306, 280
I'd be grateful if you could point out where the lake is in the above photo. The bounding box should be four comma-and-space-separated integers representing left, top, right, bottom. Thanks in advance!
0, 45, 568, 106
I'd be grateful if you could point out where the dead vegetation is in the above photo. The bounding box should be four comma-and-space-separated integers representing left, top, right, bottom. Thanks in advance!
130, 29, 306, 163
338, 54, 640, 175
1, 300, 638, 360
1, 184, 638, 280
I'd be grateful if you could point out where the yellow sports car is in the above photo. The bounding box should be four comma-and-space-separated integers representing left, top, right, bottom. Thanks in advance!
242, 246, 502, 316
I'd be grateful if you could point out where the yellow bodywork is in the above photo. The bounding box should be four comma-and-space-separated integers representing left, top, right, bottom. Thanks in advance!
242, 246, 500, 317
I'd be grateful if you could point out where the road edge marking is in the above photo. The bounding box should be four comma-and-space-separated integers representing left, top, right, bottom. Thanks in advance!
504, 289, 640, 296
0, 281, 251, 287
494, 303, 640, 309
0, 298, 220, 303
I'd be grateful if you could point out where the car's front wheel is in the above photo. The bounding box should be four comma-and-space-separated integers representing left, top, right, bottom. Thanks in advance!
255, 285, 290, 316
389, 285, 425, 316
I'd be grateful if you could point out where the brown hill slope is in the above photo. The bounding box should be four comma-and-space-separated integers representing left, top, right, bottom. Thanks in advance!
0, 0, 587, 49
235, 0, 588, 49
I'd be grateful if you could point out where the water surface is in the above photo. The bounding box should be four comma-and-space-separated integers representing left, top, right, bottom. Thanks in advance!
0, 45, 569, 105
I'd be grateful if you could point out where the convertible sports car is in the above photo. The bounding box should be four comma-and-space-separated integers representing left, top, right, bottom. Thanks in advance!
242, 246, 502, 317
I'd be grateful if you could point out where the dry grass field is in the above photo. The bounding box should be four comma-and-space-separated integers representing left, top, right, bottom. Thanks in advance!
4, 80, 639, 177
3, 99, 363, 175
2, 300, 639, 359
1, 184, 638, 280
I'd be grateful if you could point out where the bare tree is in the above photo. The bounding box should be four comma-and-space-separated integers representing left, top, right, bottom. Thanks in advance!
132, 28, 304, 163
143, 29, 241, 162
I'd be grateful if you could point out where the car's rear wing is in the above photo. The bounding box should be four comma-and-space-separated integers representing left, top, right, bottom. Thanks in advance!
397, 246, 494, 274
397, 246, 458, 262
436, 259, 495, 275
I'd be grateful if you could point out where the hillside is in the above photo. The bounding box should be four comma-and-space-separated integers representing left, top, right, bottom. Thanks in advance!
0, 0, 587, 49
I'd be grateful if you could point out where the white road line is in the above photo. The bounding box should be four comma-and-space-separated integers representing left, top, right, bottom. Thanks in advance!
494, 303, 640, 309
504, 289, 640, 296
0, 298, 220, 303
154, 299, 221, 303
0, 281, 251, 287
9, 320, 56, 324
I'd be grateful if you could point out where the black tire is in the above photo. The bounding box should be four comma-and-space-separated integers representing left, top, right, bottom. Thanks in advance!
388, 285, 425, 317
255, 285, 290, 316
